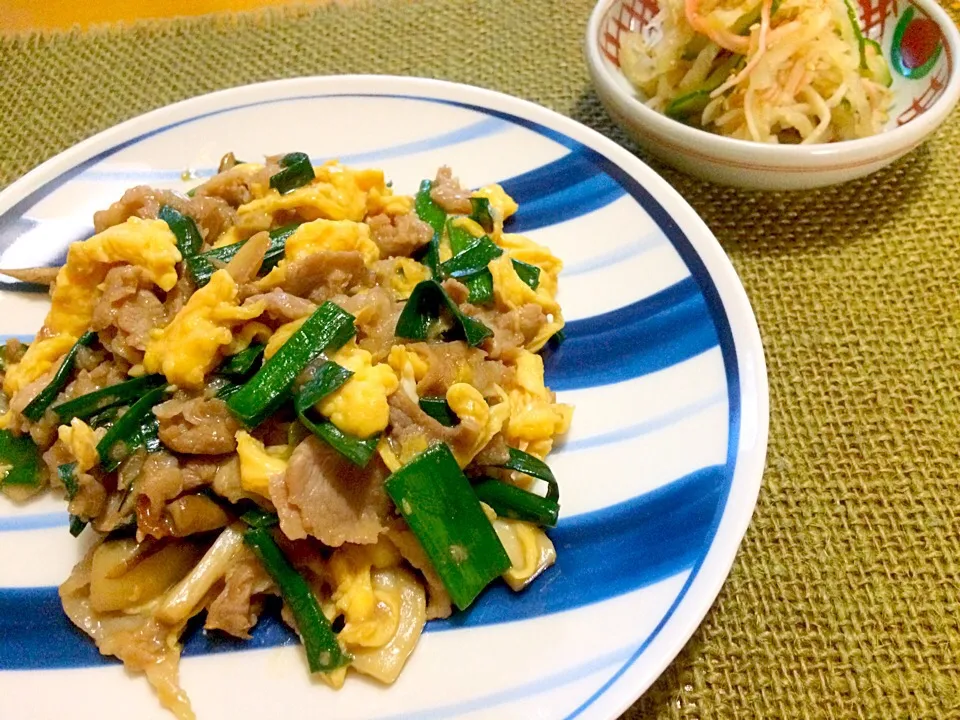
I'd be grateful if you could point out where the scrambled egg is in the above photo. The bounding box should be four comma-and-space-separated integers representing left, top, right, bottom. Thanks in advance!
235, 431, 291, 496
386, 345, 428, 403
328, 540, 403, 647
499, 232, 562, 285
226, 321, 273, 355
446, 383, 511, 467
367, 186, 413, 217
489, 254, 541, 309
319, 344, 399, 438
144, 269, 264, 388
211, 226, 246, 249
377, 433, 429, 474
450, 216, 486, 239
347, 567, 426, 684
479, 503, 557, 591
236, 183, 364, 224
237, 162, 394, 225
2, 334, 76, 396
257, 219, 379, 289
491, 512, 557, 591
263, 317, 306, 360
313, 165, 411, 217
49, 217, 181, 336
58, 418, 101, 472
347, 167, 412, 217
472, 184, 519, 221
376, 258, 431, 300
504, 350, 572, 457
4, 218, 181, 396
489, 232, 565, 351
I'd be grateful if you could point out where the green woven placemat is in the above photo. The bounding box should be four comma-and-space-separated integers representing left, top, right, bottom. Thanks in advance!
2, 1, 960, 717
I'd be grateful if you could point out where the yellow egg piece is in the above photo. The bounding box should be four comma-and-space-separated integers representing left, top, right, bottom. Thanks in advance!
58, 418, 100, 472
489, 254, 537, 309
386, 345, 428, 403
445, 383, 510, 467
505, 351, 573, 448
255, 219, 379, 290
337, 167, 413, 216
237, 163, 370, 223
492, 516, 557, 591
2, 334, 77, 396
450, 216, 486, 239
473, 184, 519, 220
235, 431, 291, 497
319, 345, 399, 439
378, 258, 430, 300
366, 186, 414, 217
211, 226, 246, 248
446, 383, 489, 428
338, 167, 385, 192
328, 540, 403, 648
498, 232, 563, 280
397, 433, 429, 464
264, 317, 307, 360
226, 321, 274, 355
143, 269, 264, 389
69, 217, 181, 292
44, 217, 180, 340
489, 254, 560, 314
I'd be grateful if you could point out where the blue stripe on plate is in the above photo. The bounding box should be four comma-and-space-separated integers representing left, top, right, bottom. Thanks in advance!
545, 277, 719, 391
507, 170, 625, 234
556, 388, 726, 454
498, 149, 603, 201
372, 642, 635, 720
0, 333, 35, 344
0, 464, 723, 670
561, 140, 743, 720
563, 229, 667, 277
494, 147, 625, 233
0, 93, 572, 252
0, 512, 68, 532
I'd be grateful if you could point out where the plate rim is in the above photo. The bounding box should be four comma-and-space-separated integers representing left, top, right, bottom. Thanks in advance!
0, 74, 769, 720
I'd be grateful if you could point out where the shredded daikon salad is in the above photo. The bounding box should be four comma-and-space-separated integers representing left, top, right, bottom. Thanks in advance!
619, 0, 894, 143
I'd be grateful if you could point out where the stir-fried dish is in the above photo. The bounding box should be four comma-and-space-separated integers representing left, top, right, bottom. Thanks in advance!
620, 0, 894, 142
0, 154, 571, 719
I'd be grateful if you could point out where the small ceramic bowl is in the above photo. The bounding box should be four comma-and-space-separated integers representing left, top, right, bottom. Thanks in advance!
585, 0, 960, 190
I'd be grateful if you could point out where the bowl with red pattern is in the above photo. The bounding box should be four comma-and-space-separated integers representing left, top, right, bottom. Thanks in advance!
585, 0, 960, 190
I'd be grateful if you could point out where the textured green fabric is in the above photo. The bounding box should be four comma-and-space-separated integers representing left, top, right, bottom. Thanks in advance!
2, 1, 960, 717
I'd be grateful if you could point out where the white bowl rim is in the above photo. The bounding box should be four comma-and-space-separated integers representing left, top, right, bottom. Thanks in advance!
585, 0, 960, 164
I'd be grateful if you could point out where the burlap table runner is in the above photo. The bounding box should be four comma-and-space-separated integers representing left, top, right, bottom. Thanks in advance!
2, 1, 959, 716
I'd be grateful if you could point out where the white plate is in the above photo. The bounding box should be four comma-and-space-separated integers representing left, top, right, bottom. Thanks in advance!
0, 76, 768, 720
